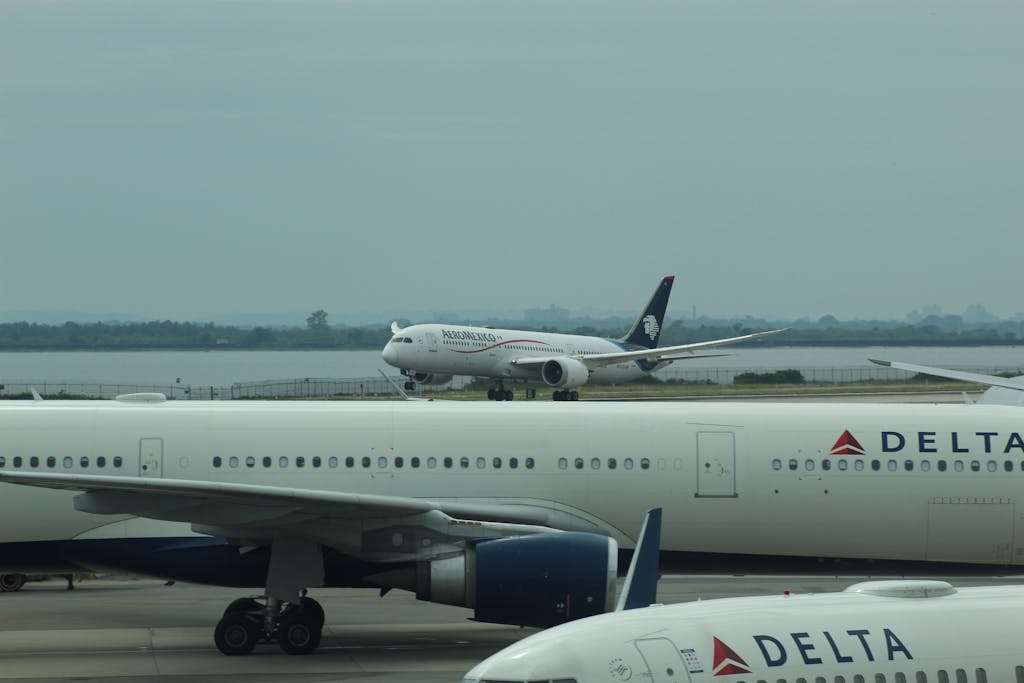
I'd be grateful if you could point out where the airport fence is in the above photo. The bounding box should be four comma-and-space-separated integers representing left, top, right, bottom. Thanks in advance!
1, 366, 1019, 400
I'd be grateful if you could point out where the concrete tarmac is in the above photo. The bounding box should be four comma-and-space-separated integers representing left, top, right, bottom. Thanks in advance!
4, 574, 1024, 682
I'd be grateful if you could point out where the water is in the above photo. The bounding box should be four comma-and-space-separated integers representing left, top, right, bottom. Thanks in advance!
1, 347, 1021, 387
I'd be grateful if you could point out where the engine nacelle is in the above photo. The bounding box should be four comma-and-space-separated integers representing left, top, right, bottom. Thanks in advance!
540, 357, 590, 388
415, 532, 617, 628
406, 372, 453, 386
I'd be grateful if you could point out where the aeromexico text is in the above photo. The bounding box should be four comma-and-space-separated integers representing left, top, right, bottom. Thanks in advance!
441, 329, 500, 342
878, 431, 1024, 454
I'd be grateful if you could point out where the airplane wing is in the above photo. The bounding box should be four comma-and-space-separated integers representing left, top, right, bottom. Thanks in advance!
869, 359, 1024, 392
511, 328, 785, 369
0, 470, 607, 561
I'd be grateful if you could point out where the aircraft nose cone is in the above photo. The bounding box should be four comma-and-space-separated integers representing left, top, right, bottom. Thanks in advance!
382, 343, 399, 367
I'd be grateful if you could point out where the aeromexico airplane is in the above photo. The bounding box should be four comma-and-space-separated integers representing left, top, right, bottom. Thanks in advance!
465, 579, 1024, 682
382, 276, 784, 400
2, 363, 1024, 655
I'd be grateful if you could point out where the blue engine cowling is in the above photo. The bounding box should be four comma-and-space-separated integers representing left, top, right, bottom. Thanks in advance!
416, 532, 618, 628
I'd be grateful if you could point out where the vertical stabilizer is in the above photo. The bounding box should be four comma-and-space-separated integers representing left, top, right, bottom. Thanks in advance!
615, 507, 662, 611
618, 276, 674, 349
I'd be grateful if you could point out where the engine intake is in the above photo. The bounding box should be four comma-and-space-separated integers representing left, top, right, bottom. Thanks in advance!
407, 372, 453, 386
415, 532, 617, 628
540, 358, 590, 388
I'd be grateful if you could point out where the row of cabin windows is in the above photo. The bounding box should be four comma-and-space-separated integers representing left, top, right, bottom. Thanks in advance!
558, 457, 651, 471
211, 455, 537, 471
736, 665, 996, 683
0, 455, 124, 469
771, 457, 1024, 474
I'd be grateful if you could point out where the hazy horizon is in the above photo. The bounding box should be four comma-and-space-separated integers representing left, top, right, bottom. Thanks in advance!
2, 1, 1021, 322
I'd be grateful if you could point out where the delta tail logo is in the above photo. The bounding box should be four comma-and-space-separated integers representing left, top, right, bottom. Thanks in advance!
831, 429, 866, 456
642, 315, 660, 341
712, 637, 751, 676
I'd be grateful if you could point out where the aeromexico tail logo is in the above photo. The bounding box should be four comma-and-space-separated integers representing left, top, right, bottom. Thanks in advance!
831, 430, 866, 456
642, 315, 660, 341
712, 637, 751, 676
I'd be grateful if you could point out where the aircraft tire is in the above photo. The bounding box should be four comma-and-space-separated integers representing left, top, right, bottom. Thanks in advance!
287, 597, 325, 629
223, 597, 262, 616
0, 574, 26, 592
214, 613, 259, 656
504, 390, 513, 401
570, 391, 578, 401
277, 610, 322, 655
487, 388, 495, 400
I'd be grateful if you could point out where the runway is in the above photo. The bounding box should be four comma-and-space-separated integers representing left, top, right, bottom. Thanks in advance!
4, 574, 1024, 682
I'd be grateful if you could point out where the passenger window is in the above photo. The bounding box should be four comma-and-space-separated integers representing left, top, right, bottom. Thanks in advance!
492, 457, 501, 469
855, 676, 866, 683
1015, 665, 1024, 683
312, 456, 321, 468
974, 668, 987, 683
509, 457, 518, 469
838, 459, 848, 471
113, 456, 123, 468
822, 459, 831, 471
916, 672, 928, 683
443, 457, 452, 469
574, 458, 584, 469
871, 459, 880, 471
245, 456, 255, 468
789, 458, 798, 471
876, 675, 887, 683
970, 460, 980, 472
395, 457, 404, 468
13, 456, 22, 468
63, 456, 72, 468
938, 672, 949, 683
47, 456, 56, 468
887, 460, 897, 472
378, 456, 387, 468
640, 458, 650, 470
896, 674, 907, 683
263, 457, 272, 468
459, 457, 469, 469
411, 457, 420, 468
1005, 460, 1014, 472
30, 456, 39, 468
771, 458, 782, 470
624, 458, 634, 470
0, 456, 5, 468
213, 456, 222, 468
558, 457, 568, 470
608, 458, 617, 470
921, 460, 930, 472
296, 456, 305, 468
904, 460, 914, 471
938, 460, 947, 471
954, 460, 964, 472
344, 456, 353, 468
362, 456, 371, 468
329, 456, 338, 468
955, 669, 967, 683
854, 459, 864, 471
805, 459, 815, 471
228, 456, 239, 468
428, 456, 437, 469
476, 457, 485, 469
817, 677, 827, 683
525, 457, 534, 469
591, 458, 600, 470
986, 460, 996, 472
279, 457, 288, 468
80, 457, 89, 468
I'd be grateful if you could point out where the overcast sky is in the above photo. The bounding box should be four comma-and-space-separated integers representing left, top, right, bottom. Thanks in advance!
1, 0, 1021, 323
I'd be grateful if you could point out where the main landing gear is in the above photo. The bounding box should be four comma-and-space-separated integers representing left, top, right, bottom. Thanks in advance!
552, 390, 579, 401
214, 594, 325, 655
487, 381, 513, 401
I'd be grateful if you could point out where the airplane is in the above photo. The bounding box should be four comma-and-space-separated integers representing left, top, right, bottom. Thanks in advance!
465, 507, 1022, 682
463, 577, 1024, 682
5, 394, 1024, 655
382, 276, 785, 400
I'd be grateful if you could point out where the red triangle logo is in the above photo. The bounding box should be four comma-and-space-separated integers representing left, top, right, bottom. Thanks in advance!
831, 429, 865, 455
712, 637, 751, 676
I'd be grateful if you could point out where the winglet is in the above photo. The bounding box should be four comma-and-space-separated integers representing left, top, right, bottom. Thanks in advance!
614, 507, 662, 611
870, 358, 1024, 392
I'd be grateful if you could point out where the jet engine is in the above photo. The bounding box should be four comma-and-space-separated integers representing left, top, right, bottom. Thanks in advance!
398, 532, 617, 628
405, 372, 453, 386
540, 358, 590, 388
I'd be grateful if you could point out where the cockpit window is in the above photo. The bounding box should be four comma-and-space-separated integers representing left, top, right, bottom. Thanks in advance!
390, 336, 413, 343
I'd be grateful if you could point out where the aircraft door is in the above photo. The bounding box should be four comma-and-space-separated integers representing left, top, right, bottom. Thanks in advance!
634, 638, 693, 683
696, 431, 737, 498
425, 333, 439, 352
139, 438, 163, 478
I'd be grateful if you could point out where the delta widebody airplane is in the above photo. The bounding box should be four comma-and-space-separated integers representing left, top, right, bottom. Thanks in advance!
464, 580, 1024, 683
3, 383, 1024, 655
382, 276, 784, 400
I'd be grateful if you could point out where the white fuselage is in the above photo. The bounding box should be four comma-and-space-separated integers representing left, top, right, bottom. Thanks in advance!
382, 323, 659, 384
464, 582, 1024, 682
2, 399, 1024, 568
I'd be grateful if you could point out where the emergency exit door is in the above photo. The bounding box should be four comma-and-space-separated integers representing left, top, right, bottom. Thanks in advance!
139, 438, 163, 477
634, 638, 693, 683
696, 431, 737, 497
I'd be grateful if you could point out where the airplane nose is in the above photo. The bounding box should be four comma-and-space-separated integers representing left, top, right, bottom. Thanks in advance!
382, 343, 399, 367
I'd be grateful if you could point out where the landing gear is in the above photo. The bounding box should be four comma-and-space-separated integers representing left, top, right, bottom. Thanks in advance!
552, 390, 579, 401
404, 381, 415, 391
0, 574, 26, 592
487, 382, 513, 401
213, 595, 325, 656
